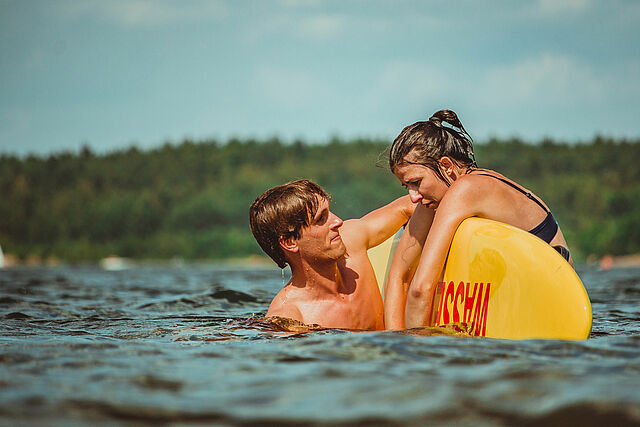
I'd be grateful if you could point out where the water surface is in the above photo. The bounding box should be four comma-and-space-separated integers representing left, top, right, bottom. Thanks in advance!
1, 264, 639, 425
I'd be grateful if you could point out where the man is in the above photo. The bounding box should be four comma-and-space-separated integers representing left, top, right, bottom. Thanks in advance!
249, 179, 414, 330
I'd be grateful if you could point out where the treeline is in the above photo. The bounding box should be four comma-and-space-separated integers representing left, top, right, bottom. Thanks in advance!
1, 136, 639, 262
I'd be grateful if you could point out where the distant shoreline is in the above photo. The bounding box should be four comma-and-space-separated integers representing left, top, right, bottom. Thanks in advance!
2, 252, 640, 270
2, 137, 639, 264
0, 253, 277, 269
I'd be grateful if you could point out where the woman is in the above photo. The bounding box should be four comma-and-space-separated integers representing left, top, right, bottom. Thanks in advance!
384, 109, 572, 329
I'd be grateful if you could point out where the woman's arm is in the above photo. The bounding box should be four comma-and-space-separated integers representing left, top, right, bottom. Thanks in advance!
341, 195, 416, 251
383, 204, 434, 329
404, 182, 478, 328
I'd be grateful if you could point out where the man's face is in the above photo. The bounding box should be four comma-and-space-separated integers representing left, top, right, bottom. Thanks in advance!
295, 197, 346, 263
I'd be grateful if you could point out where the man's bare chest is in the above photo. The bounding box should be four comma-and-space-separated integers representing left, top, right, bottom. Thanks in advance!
298, 296, 378, 330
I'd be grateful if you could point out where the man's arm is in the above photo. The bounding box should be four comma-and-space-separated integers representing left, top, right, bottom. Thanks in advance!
341, 195, 416, 251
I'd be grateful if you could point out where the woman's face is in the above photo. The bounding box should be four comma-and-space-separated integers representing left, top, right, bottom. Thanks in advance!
393, 162, 449, 210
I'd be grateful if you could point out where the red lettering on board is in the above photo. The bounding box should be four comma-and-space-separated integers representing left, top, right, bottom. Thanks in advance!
464, 283, 478, 323
472, 283, 491, 337
442, 281, 455, 324
452, 281, 464, 323
435, 282, 446, 324
434, 281, 492, 337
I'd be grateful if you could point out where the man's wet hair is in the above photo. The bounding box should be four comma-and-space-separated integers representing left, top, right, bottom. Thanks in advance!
249, 180, 330, 268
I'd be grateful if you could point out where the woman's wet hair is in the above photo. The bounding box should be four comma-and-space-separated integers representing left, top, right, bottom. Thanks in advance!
389, 109, 477, 185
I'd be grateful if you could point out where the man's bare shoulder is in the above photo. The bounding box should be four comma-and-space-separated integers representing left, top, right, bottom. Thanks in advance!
265, 286, 304, 322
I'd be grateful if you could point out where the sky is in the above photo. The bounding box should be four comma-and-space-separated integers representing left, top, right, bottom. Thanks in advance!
1, 0, 639, 156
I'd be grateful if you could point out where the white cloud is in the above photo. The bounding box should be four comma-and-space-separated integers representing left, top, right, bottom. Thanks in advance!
278, 0, 322, 9
367, 61, 455, 109
58, 0, 229, 28
243, 12, 350, 43
252, 66, 333, 109
477, 53, 605, 107
364, 53, 629, 140
536, 0, 592, 15
296, 14, 349, 40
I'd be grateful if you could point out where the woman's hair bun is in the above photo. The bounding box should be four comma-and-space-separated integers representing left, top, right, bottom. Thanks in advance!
429, 109, 465, 133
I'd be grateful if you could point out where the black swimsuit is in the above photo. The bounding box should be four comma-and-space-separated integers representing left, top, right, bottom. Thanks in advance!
475, 173, 570, 261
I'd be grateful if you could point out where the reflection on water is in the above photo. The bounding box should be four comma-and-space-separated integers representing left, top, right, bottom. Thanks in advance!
1, 264, 639, 425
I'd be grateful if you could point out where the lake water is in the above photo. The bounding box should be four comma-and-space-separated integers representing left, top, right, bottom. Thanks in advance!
1, 264, 639, 426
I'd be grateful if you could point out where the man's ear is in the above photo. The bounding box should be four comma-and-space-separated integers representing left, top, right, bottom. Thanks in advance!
279, 236, 299, 254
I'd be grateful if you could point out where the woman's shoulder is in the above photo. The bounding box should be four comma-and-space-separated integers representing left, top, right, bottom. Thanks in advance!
450, 170, 498, 192
461, 169, 535, 198
442, 170, 502, 211
452, 169, 515, 191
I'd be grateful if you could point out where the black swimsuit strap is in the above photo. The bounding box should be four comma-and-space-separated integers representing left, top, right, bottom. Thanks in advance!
473, 173, 549, 213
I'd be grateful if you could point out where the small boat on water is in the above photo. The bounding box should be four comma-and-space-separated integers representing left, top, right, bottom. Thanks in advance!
99, 255, 133, 271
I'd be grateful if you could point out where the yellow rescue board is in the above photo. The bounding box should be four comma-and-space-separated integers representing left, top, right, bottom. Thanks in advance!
368, 217, 592, 340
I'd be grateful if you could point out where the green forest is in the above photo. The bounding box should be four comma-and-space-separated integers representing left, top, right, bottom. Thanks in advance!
1, 136, 639, 263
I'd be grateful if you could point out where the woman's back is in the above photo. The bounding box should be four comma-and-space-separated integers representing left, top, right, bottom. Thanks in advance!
456, 170, 570, 257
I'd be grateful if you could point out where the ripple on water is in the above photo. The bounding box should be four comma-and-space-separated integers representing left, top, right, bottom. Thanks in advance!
0, 265, 639, 426
3, 312, 32, 320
